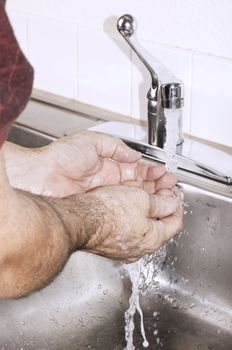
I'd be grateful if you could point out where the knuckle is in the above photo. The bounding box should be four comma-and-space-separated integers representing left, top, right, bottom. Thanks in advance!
150, 195, 163, 218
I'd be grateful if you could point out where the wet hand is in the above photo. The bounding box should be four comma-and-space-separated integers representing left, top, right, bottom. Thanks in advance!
4, 131, 177, 197
81, 185, 183, 262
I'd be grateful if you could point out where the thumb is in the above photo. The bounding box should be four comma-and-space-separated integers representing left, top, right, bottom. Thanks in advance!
90, 132, 141, 163
149, 193, 179, 219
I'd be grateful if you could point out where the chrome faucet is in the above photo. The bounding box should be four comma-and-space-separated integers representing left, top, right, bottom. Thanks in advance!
117, 14, 184, 149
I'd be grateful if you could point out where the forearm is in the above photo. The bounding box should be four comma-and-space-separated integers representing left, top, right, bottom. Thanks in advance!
3, 142, 34, 173
3, 141, 44, 193
0, 188, 73, 298
0, 180, 107, 298
45, 192, 110, 250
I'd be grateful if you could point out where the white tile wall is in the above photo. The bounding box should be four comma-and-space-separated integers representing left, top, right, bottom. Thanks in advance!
129, 0, 232, 60
28, 16, 77, 99
77, 28, 131, 115
7, 10, 28, 56
191, 54, 232, 148
7, 0, 232, 59
5, 0, 232, 148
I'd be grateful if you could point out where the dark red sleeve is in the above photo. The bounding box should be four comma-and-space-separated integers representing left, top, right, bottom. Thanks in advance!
0, 0, 34, 146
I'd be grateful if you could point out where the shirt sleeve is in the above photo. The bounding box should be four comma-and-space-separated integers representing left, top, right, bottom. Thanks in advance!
0, 0, 34, 146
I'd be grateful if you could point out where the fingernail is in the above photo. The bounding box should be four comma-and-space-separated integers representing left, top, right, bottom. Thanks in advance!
133, 150, 142, 158
165, 197, 178, 212
156, 164, 166, 171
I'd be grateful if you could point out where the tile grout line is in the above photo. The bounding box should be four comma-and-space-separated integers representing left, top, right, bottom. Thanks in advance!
188, 52, 195, 136
75, 25, 79, 101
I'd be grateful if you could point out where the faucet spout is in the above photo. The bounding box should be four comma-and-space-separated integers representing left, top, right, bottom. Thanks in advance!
117, 14, 184, 149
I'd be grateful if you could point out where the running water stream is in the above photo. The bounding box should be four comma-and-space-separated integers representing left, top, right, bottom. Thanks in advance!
165, 109, 180, 173
124, 110, 180, 350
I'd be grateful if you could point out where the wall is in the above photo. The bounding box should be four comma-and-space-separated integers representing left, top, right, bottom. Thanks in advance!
6, 0, 232, 148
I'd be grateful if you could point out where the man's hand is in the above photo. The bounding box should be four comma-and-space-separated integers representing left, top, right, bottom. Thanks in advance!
4, 131, 177, 197
48, 184, 183, 263
0, 148, 183, 299
79, 185, 183, 262
0, 132, 183, 298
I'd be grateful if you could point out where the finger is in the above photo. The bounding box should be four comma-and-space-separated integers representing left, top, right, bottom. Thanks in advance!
146, 164, 167, 180
156, 188, 177, 198
155, 173, 178, 191
159, 192, 184, 239
159, 207, 184, 241
172, 186, 184, 201
122, 180, 179, 195
142, 212, 183, 253
118, 163, 167, 183
135, 163, 167, 181
123, 180, 156, 194
149, 194, 179, 219
85, 131, 141, 163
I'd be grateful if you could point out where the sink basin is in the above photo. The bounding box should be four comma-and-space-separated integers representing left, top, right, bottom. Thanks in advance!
1, 124, 232, 349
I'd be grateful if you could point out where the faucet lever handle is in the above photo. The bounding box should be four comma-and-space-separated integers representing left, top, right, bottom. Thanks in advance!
117, 14, 184, 149
117, 14, 159, 91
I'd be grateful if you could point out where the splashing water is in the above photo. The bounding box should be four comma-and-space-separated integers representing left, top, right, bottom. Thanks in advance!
124, 247, 167, 349
124, 109, 180, 349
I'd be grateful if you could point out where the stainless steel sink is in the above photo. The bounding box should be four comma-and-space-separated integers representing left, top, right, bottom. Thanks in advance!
1, 124, 232, 350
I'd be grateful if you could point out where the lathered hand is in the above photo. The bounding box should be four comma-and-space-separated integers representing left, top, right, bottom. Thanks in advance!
4, 131, 177, 197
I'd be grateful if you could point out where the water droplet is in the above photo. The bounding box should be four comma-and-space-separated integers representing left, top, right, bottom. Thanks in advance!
97, 284, 102, 289
171, 299, 179, 309
103, 290, 108, 295
153, 329, 159, 335
20, 321, 25, 326
143, 340, 149, 348
156, 337, 160, 345
164, 294, 170, 300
